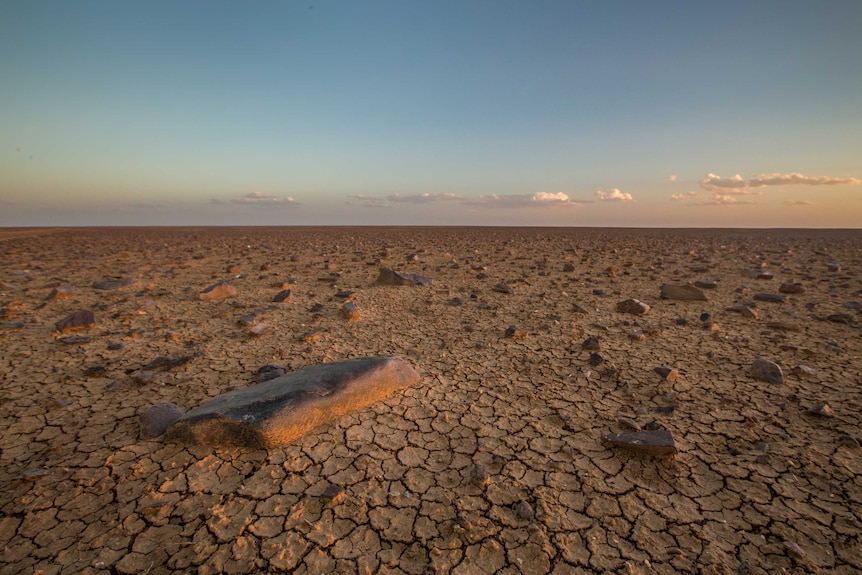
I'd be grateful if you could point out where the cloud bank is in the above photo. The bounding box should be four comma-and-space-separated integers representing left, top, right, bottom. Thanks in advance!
700, 172, 860, 193
595, 189, 635, 202
230, 192, 297, 205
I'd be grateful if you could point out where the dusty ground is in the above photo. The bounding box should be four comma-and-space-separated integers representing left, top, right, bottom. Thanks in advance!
0, 226, 860, 575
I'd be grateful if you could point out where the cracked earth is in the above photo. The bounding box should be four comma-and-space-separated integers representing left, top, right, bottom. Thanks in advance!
1, 227, 860, 574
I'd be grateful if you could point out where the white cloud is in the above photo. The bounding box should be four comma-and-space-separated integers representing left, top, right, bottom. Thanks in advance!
230, 192, 297, 205
668, 174, 678, 182
470, 192, 589, 208
670, 192, 700, 201
700, 195, 757, 206
785, 199, 816, 207
700, 172, 860, 193
595, 189, 635, 202
347, 194, 391, 208
387, 192, 461, 204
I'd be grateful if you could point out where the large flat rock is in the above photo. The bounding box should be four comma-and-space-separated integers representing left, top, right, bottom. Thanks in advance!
165, 356, 419, 448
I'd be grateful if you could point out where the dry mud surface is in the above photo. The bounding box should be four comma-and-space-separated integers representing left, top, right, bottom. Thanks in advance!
1, 226, 860, 575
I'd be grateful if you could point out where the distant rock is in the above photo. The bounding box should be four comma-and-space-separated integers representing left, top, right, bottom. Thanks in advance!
140, 402, 185, 439
806, 403, 834, 417
376, 267, 432, 286
616, 299, 650, 315
826, 262, 842, 272
791, 364, 817, 379
753, 293, 788, 303
779, 283, 806, 294
93, 278, 135, 290
654, 366, 679, 382
272, 289, 292, 303
55, 309, 95, 332
342, 301, 360, 321
504, 325, 529, 339
165, 356, 419, 448
581, 336, 601, 350
258, 364, 287, 383
747, 269, 773, 280
602, 429, 677, 456
751, 358, 784, 384
492, 282, 513, 294
660, 284, 707, 301
200, 281, 237, 301
693, 280, 718, 290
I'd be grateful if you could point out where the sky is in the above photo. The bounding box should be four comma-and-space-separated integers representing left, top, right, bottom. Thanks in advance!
1, 1, 861, 227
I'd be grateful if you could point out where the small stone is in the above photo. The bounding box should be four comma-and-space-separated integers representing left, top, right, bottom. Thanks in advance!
249, 323, 270, 336
298, 331, 320, 342
470, 464, 490, 487
779, 283, 806, 294
827, 313, 854, 324
504, 325, 528, 339
320, 484, 346, 503
751, 358, 784, 385
563, 263, 575, 272
826, 263, 842, 272
84, 365, 106, 377
451, 297, 466, 306
93, 278, 135, 290
783, 540, 807, 560
59, 335, 91, 344
589, 353, 604, 366
55, 309, 95, 332
0, 321, 24, 331
736, 286, 752, 294
654, 366, 679, 382
272, 289, 292, 302
602, 429, 677, 456
806, 403, 834, 417
341, 301, 360, 321
258, 365, 287, 383
753, 293, 788, 303
766, 322, 800, 332
140, 402, 185, 439
572, 302, 589, 314
581, 336, 600, 350
133, 370, 158, 384
107, 341, 124, 351
694, 280, 718, 289
376, 267, 432, 286
47, 286, 76, 300
747, 269, 773, 280
199, 281, 237, 301
791, 365, 817, 379
616, 417, 642, 432
627, 330, 646, 341
616, 299, 650, 315
492, 282, 513, 294
22, 468, 49, 478
660, 284, 708, 301
514, 500, 535, 520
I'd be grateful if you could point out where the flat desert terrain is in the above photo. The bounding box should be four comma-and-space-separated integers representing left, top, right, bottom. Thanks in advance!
0, 226, 860, 575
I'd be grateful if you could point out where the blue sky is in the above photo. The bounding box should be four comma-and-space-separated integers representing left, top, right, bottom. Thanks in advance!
1, 1, 860, 226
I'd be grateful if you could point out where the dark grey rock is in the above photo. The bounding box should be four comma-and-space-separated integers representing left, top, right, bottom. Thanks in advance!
165, 356, 419, 448
55, 310, 95, 332
272, 289, 292, 303
654, 366, 679, 382
753, 293, 788, 303
376, 267, 432, 286
616, 299, 650, 315
199, 281, 237, 301
93, 278, 135, 290
258, 364, 287, 383
779, 283, 806, 294
751, 358, 784, 384
581, 336, 600, 350
140, 402, 185, 439
661, 284, 708, 300
602, 429, 677, 456
47, 286, 76, 300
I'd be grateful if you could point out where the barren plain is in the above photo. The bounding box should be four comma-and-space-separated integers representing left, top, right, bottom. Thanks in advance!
0, 226, 860, 574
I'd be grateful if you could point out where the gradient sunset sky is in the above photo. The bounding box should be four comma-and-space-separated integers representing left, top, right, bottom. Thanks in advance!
2, 1, 860, 227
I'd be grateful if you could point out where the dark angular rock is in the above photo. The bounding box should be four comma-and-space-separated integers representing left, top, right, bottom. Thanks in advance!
55, 309, 95, 332
753, 293, 788, 303
470, 464, 490, 487
563, 263, 575, 272
616, 299, 650, 315
694, 280, 718, 290
0, 321, 24, 331
589, 352, 604, 366
514, 500, 535, 520
602, 429, 677, 456
581, 336, 600, 350
272, 289, 292, 303
320, 484, 346, 503
779, 283, 806, 294
341, 301, 360, 321
654, 366, 679, 382
504, 325, 528, 339
165, 356, 419, 448
258, 365, 287, 383
140, 402, 185, 439
376, 267, 432, 286
660, 284, 708, 301
751, 358, 784, 384
93, 278, 135, 290
59, 335, 90, 344
827, 313, 854, 324
806, 403, 834, 417
199, 281, 237, 301
747, 269, 773, 280
492, 282, 513, 294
